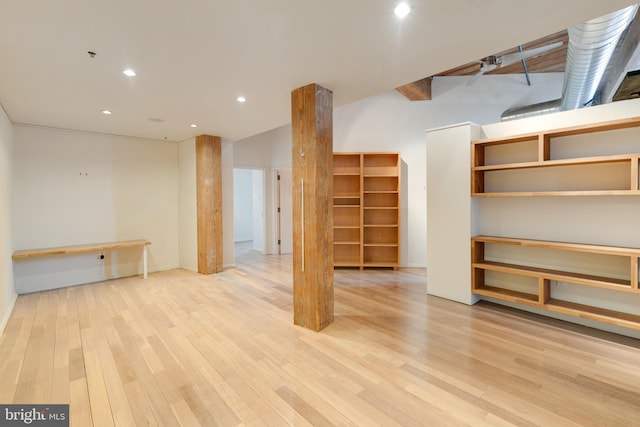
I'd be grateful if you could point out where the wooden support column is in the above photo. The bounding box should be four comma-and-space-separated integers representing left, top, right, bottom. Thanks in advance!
291, 83, 334, 331
196, 134, 223, 275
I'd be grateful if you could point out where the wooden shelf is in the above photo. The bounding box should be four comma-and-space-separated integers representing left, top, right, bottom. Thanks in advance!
334, 193, 361, 198
472, 236, 640, 330
12, 239, 152, 280
546, 299, 640, 330
472, 117, 640, 195
473, 116, 640, 148
333, 152, 400, 269
12, 239, 151, 259
474, 261, 632, 291
473, 235, 640, 257
474, 190, 640, 197
473, 153, 638, 172
363, 263, 399, 268
472, 285, 540, 305
474, 287, 640, 330
364, 207, 398, 210
363, 191, 398, 195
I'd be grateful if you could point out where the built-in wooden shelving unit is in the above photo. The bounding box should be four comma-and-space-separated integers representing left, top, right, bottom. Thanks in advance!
333, 153, 400, 269
472, 236, 640, 330
471, 116, 640, 330
472, 116, 640, 196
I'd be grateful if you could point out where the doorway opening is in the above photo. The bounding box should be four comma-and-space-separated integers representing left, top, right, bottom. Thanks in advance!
233, 168, 266, 259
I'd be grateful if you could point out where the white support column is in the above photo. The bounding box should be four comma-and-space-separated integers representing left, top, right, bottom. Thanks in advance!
426, 122, 483, 305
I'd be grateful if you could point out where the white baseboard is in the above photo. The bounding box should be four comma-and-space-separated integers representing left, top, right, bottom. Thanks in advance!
403, 263, 427, 269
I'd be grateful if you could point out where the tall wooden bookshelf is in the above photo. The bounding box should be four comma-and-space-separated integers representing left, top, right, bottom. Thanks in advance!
333, 152, 400, 269
333, 153, 362, 267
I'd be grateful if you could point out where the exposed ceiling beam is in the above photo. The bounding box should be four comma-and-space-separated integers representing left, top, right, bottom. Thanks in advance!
395, 77, 432, 101
395, 31, 568, 101
437, 31, 569, 77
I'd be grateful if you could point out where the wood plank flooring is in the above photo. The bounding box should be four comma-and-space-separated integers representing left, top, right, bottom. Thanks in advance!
1, 246, 640, 426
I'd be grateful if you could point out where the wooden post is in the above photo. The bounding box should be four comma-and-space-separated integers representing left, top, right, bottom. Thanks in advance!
196, 135, 223, 275
291, 83, 334, 331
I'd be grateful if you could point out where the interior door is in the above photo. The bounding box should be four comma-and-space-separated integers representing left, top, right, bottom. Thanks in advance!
278, 168, 293, 254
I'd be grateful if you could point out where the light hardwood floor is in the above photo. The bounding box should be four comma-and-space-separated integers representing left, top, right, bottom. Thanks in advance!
2, 246, 640, 426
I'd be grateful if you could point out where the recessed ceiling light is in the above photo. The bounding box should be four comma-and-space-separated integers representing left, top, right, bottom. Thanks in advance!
123, 69, 136, 77
101, 109, 112, 115
394, 2, 411, 18
236, 96, 246, 103
190, 123, 198, 128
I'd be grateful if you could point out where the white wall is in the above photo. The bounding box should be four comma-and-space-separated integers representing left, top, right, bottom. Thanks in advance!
222, 141, 235, 268
234, 127, 288, 254
179, 138, 198, 272
234, 73, 565, 266
233, 169, 254, 242
251, 169, 266, 252
12, 125, 180, 292
0, 106, 16, 333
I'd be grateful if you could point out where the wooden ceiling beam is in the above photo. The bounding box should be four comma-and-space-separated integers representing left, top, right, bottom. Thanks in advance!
395, 30, 569, 100
435, 30, 569, 77
395, 77, 432, 101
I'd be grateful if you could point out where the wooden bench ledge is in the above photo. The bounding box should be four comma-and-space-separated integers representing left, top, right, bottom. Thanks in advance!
12, 239, 151, 260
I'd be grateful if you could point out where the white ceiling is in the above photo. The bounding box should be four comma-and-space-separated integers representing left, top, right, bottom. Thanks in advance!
0, 0, 636, 142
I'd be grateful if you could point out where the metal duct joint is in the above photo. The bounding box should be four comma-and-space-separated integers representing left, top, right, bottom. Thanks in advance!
501, 4, 638, 121
501, 99, 562, 121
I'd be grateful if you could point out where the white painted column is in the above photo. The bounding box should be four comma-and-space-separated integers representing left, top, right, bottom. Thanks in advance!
425, 122, 482, 305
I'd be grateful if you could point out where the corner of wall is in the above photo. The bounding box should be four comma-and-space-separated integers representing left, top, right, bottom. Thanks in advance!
178, 138, 198, 272
0, 294, 17, 337
0, 103, 17, 337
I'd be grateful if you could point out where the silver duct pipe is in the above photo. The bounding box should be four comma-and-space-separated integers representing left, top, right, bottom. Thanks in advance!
501, 99, 561, 121
561, 4, 639, 110
501, 4, 638, 121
